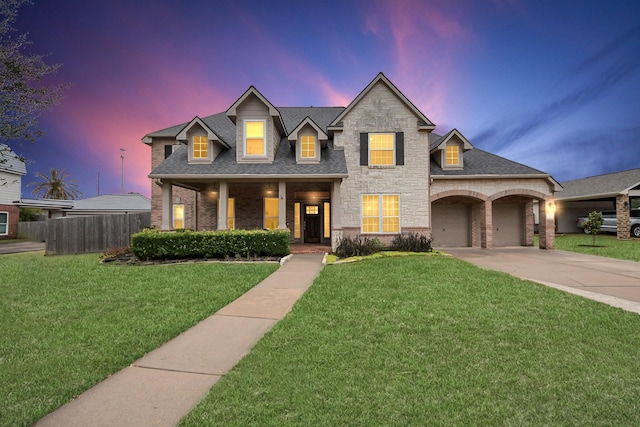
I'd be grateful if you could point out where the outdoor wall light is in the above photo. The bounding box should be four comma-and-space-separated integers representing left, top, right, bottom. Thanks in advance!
546, 200, 556, 216
623, 201, 629, 210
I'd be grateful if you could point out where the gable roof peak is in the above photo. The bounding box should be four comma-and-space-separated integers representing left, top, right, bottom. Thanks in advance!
329, 72, 435, 130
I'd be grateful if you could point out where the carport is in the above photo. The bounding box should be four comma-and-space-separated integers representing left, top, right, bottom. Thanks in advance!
555, 169, 640, 239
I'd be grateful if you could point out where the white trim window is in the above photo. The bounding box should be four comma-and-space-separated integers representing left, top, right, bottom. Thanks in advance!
361, 194, 400, 233
227, 198, 235, 230
445, 144, 460, 166
173, 204, 185, 229
244, 120, 266, 157
0, 212, 8, 235
264, 197, 279, 230
192, 135, 208, 159
369, 133, 395, 166
301, 135, 316, 159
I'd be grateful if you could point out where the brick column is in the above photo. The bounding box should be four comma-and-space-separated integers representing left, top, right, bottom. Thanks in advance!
524, 200, 534, 246
616, 195, 630, 239
539, 199, 555, 249
482, 200, 493, 249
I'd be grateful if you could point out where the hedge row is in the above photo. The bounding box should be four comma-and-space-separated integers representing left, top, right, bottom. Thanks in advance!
131, 228, 290, 261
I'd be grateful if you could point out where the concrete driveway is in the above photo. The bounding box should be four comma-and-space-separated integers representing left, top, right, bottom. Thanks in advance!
445, 247, 640, 314
0, 241, 45, 254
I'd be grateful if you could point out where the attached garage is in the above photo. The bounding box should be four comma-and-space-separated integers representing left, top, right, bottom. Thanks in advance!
431, 203, 471, 247
493, 202, 524, 246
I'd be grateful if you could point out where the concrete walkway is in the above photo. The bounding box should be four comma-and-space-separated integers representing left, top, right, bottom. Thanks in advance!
35, 253, 325, 427
446, 247, 640, 314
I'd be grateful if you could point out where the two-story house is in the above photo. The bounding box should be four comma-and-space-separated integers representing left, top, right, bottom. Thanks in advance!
143, 73, 560, 250
0, 144, 26, 239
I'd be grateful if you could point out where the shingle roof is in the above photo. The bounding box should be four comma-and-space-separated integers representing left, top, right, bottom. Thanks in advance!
0, 144, 26, 175
430, 132, 547, 176
151, 139, 347, 177
556, 168, 640, 200
147, 107, 348, 178
73, 193, 151, 211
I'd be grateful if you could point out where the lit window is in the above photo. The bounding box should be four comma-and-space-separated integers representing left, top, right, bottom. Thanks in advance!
193, 135, 208, 158
245, 121, 265, 156
301, 135, 316, 158
361, 195, 399, 233
306, 205, 319, 215
369, 133, 394, 166
362, 195, 380, 233
323, 202, 330, 238
294, 202, 301, 238
264, 197, 279, 230
173, 204, 184, 229
227, 198, 235, 230
445, 145, 459, 165
0, 212, 7, 235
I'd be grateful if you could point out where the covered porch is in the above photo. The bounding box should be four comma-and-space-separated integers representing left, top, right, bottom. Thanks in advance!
158, 178, 342, 246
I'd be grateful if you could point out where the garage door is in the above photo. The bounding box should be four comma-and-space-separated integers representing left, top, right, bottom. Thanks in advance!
432, 204, 470, 247
493, 203, 523, 246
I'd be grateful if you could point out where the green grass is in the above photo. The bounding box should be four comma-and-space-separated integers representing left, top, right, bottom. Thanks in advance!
550, 234, 640, 262
0, 253, 278, 427
181, 256, 640, 426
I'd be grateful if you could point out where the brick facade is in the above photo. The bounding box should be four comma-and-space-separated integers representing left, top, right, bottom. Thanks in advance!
0, 204, 19, 239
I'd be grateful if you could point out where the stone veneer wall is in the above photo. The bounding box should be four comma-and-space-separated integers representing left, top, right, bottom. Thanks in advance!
332, 81, 430, 246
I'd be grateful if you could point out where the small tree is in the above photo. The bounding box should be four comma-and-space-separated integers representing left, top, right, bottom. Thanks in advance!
582, 211, 604, 246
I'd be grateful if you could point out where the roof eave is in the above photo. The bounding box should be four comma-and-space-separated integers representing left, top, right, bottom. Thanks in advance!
149, 173, 348, 180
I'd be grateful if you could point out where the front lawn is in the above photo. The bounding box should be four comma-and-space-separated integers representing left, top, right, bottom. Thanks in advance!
551, 234, 640, 262
181, 256, 640, 426
0, 253, 278, 427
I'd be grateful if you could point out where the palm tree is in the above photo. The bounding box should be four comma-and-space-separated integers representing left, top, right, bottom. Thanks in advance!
28, 168, 82, 200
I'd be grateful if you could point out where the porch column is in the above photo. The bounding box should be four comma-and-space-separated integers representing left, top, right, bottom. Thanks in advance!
481, 199, 493, 248
161, 180, 173, 230
218, 180, 228, 230
331, 179, 341, 228
278, 180, 287, 229
539, 198, 555, 249
616, 195, 630, 239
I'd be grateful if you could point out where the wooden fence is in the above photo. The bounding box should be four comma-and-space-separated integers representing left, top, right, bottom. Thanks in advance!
20, 213, 151, 255
18, 221, 48, 242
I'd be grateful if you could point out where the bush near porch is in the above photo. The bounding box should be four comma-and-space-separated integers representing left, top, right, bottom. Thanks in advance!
131, 228, 290, 260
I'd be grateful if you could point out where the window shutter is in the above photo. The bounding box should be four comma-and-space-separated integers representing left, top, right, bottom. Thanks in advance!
396, 132, 404, 165
360, 133, 368, 165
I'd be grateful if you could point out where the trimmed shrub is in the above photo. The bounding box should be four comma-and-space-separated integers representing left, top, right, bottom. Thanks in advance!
335, 235, 384, 258
390, 232, 432, 252
130, 228, 290, 261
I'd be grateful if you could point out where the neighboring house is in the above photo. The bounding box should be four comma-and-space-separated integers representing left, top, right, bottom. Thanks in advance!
67, 193, 151, 216
143, 73, 560, 249
15, 198, 74, 219
0, 144, 26, 239
555, 169, 640, 238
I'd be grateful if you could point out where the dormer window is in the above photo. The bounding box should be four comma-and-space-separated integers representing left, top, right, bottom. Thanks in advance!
193, 136, 208, 159
245, 120, 266, 156
301, 135, 316, 159
445, 144, 459, 166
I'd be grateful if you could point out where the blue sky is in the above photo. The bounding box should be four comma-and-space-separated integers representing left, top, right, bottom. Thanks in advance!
10, 0, 640, 198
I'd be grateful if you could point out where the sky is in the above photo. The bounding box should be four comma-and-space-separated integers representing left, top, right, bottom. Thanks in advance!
9, 0, 640, 199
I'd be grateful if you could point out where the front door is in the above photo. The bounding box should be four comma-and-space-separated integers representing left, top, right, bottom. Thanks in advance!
304, 205, 320, 243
